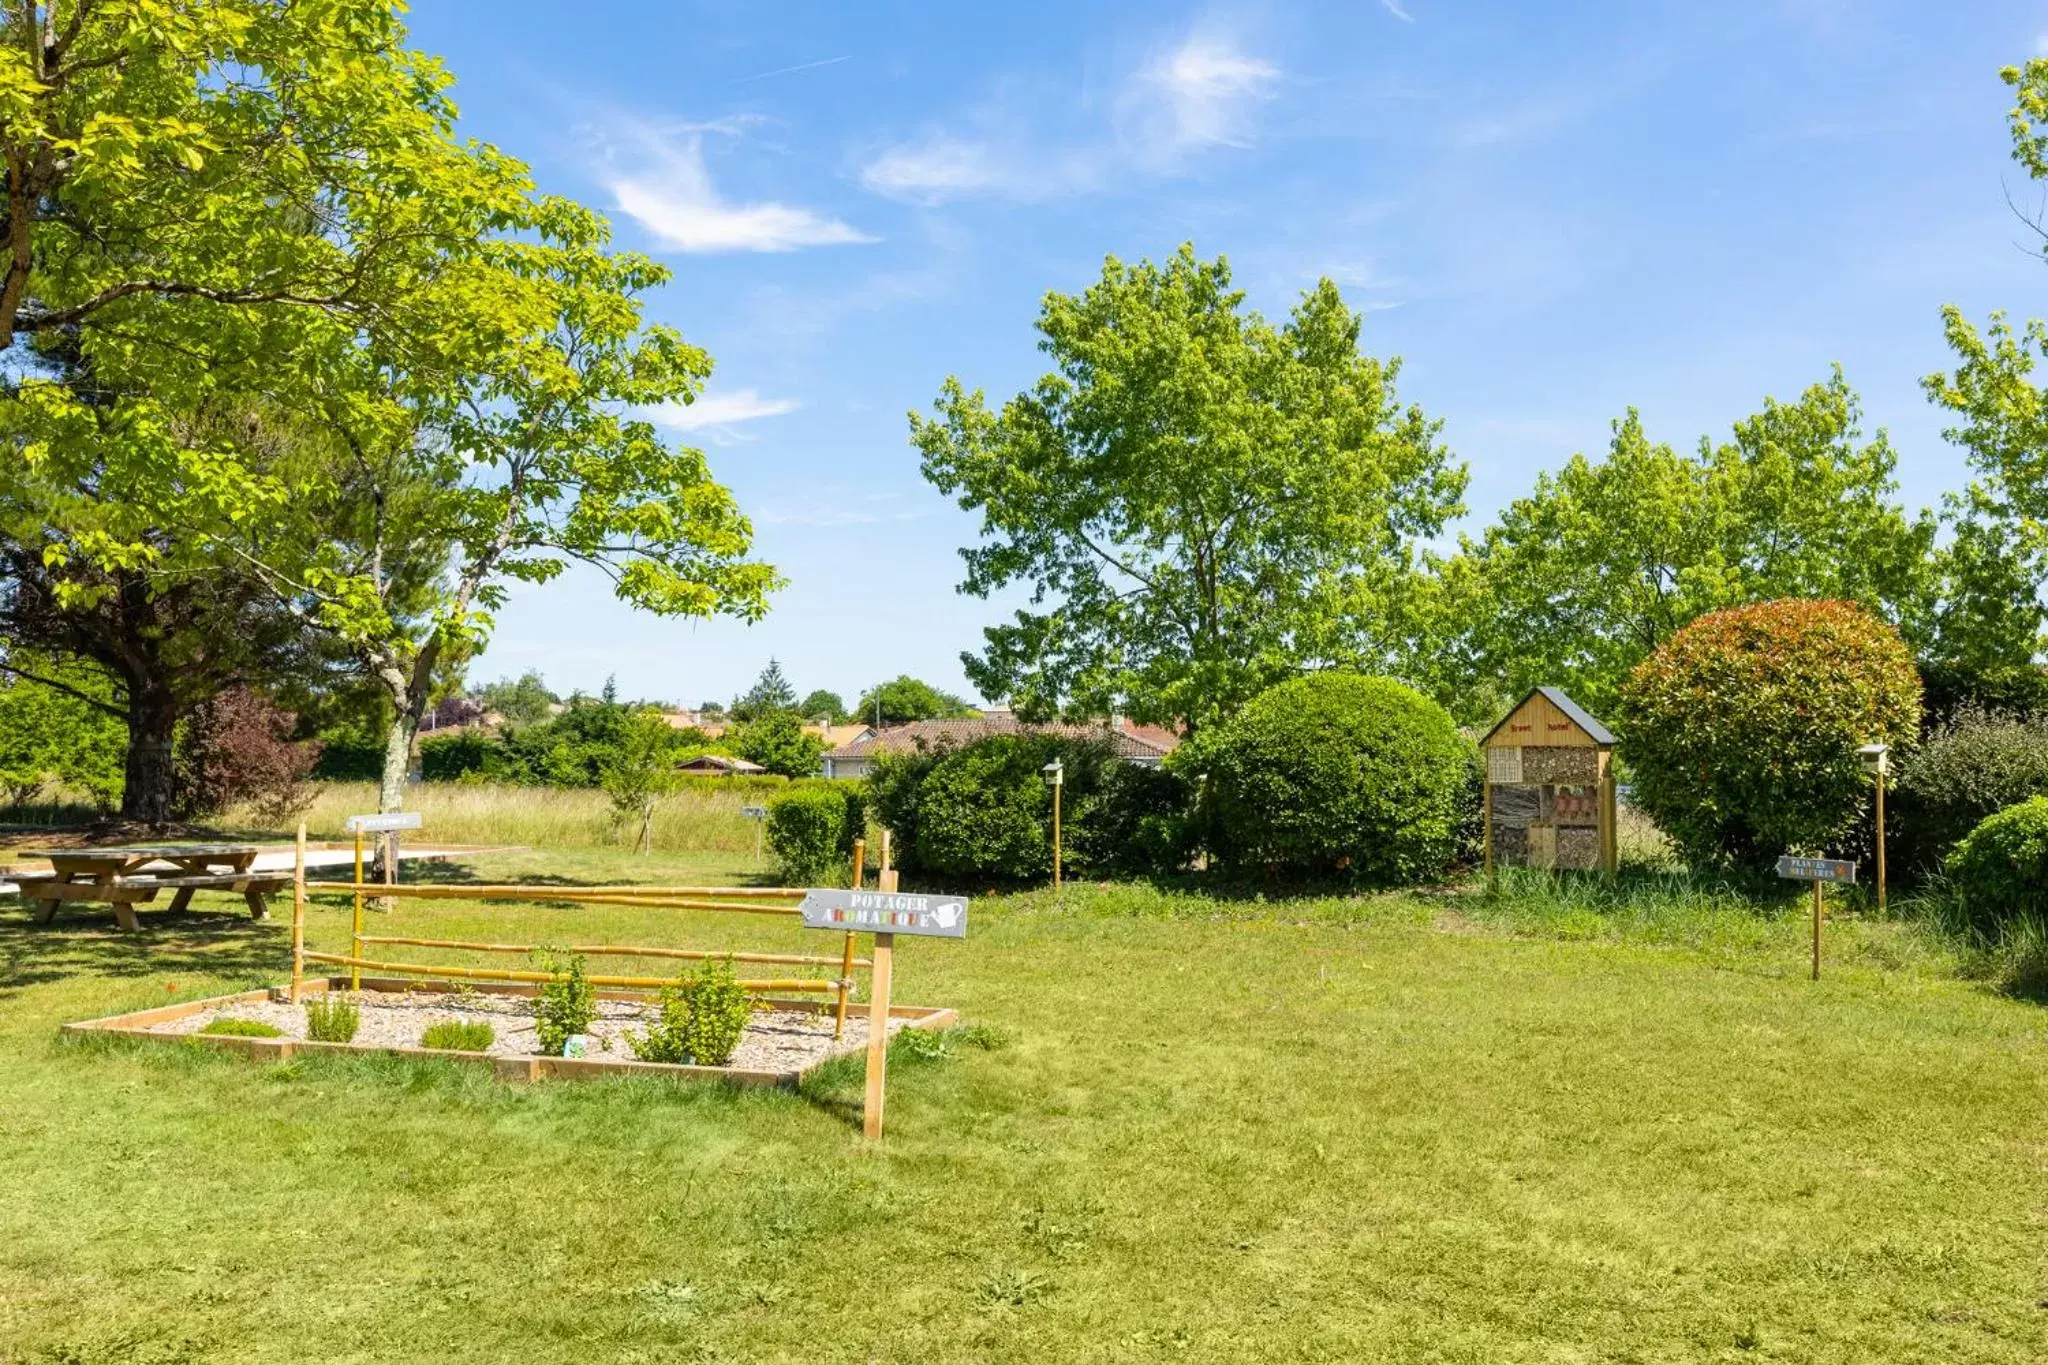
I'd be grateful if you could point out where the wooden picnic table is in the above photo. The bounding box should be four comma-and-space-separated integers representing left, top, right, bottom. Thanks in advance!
13, 844, 283, 931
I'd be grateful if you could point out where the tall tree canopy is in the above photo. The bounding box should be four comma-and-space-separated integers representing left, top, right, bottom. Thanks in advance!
856, 675, 977, 726
914, 246, 1463, 735
1425, 372, 1937, 720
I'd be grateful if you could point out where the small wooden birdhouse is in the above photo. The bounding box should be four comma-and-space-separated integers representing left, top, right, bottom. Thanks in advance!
1479, 687, 1618, 874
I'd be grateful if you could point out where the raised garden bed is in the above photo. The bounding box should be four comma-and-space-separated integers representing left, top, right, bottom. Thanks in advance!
64, 976, 955, 1087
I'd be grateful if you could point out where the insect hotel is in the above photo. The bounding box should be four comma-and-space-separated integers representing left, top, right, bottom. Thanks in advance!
1480, 687, 1618, 874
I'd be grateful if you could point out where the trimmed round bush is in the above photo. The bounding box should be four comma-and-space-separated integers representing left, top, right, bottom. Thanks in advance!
1946, 797, 2048, 937
1893, 705, 2048, 876
915, 736, 1072, 882
1200, 672, 1475, 883
766, 786, 847, 884
1617, 599, 1921, 870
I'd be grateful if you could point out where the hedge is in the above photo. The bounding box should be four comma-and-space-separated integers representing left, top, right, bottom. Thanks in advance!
765, 783, 867, 885
1945, 797, 2048, 938
1893, 705, 2048, 876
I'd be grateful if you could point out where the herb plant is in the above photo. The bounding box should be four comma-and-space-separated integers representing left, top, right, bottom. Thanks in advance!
532, 949, 596, 1057
304, 996, 361, 1044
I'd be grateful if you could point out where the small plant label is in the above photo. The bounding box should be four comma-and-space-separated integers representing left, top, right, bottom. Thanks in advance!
800, 889, 969, 939
344, 812, 424, 833
1775, 856, 1857, 884
562, 1034, 594, 1058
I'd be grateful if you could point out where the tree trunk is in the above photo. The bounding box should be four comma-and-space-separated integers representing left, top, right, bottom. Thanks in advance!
378, 709, 416, 816
120, 686, 179, 825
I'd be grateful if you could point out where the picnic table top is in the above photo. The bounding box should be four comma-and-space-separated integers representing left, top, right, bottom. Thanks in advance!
15, 844, 264, 861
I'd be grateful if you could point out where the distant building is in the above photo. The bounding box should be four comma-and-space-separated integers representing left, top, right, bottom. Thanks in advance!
676, 754, 768, 776
820, 716, 1179, 780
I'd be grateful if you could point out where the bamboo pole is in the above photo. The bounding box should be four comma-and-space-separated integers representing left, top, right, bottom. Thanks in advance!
298, 952, 838, 994
302, 881, 803, 905
878, 828, 898, 893
353, 935, 864, 967
290, 823, 307, 1004
863, 931, 895, 1140
836, 838, 864, 1040
350, 828, 364, 992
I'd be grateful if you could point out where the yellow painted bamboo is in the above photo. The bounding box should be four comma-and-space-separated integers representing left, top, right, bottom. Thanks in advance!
302, 883, 803, 916
835, 838, 864, 1041
304, 882, 802, 900
298, 952, 839, 994
863, 932, 895, 1140
290, 824, 307, 1004
350, 829, 364, 991
353, 935, 864, 967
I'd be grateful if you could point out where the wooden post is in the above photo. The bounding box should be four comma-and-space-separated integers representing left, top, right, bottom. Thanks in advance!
1051, 780, 1062, 891
1811, 879, 1823, 982
380, 830, 397, 913
1482, 778, 1494, 879
350, 828, 365, 991
878, 828, 898, 893
834, 837, 865, 1041
291, 823, 307, 1004
1600, 751, 1618, 875
1875, 770, 1887, 916
863, 931, 895, 1140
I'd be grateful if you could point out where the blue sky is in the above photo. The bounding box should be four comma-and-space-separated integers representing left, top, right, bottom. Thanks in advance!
410, 0, 2047, 710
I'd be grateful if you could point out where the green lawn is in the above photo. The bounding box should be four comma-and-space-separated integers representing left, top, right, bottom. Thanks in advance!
0, 851, 2042, 1363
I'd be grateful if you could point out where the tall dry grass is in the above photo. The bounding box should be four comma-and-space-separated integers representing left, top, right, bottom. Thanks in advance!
241, 781, 767, 854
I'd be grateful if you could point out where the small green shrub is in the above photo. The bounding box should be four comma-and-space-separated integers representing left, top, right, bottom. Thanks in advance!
766, 785, 849, 885
198, 1017, 284, 1038
912, 735, 1123, 883
419, 1019, 495, 1052
1893, 705, 2048, 875
1195, 672, 1475, 884
1618, 599, 1921, 870
630, 959, 754, 1066
1067, 763, 1195, 876
303, 996, 360, 1044
532, 950, 596, 1056
1944, 797, 2048, 938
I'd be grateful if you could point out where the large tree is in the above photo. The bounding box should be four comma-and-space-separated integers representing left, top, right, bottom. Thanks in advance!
855, 675, 977, 726
1424, 372, 1937, 720
913, 246, 1464, 735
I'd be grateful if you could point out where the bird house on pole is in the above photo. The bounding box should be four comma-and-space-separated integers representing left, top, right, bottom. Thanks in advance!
1479, 687, 1618, 874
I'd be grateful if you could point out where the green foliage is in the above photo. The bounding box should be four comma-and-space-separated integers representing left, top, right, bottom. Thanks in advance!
1617, 600, 1921, 869
1194, 672, 1474, 884
766, 786, 861, 885
531, 950, 597, 1057
0, 659, 125, 812
910, 735, 1121, 883
197, 1018, 285, 1039
798, 690, 847, 723
730, 659, 798, 722
630, 959, 754, 1067
1893, 706, 2048, 876
1944, 797, 2048, 938
600, 710, 684, 853
480, 672, 558, 726
1066, 763, 1196, 877
854, 676, 977, 725
419, 1019, 495, 1052
914, 245, 1463, 735
1423, 373, 1938, 722
731, 711, 825, 779
303, 997, 361, 1045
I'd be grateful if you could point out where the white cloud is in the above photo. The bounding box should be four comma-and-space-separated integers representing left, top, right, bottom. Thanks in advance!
596, 116, 873, 253
858, 26, 1280, 203
1381, 0, 1415, 20
645, 388, 800, 433
1122, 30, 1283, 164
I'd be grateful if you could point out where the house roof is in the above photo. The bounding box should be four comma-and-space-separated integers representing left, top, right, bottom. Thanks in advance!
822, 717, 1180, 762
1478, 686, 1617, 748
677, 754, 767, 774
808, 723, 873, 750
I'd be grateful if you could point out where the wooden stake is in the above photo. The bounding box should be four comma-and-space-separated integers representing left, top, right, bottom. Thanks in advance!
291, 823, 307, 1004
1051, 780, 1063, 891
350, 829, 365, 992
1875, 771, 1887, 917
878, 828, 898, 893
863, 931, 894, 1140
1482, 779, 1494, 879
1600, 752, 1619, 875
1811, 879, 1823, 982
835, 837, 866, 1040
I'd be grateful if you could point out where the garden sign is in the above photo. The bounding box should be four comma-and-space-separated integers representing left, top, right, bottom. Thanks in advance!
1776, 855, 1857, 981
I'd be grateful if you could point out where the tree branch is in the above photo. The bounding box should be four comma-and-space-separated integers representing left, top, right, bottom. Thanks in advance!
0, 661, 127, 719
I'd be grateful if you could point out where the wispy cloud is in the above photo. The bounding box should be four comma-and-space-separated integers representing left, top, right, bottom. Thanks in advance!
1380, 0, 1415, 21
859, 25, 1281, 204
594, 115, 874, 253
645, 387, 800, 435
731, 54, 849, 85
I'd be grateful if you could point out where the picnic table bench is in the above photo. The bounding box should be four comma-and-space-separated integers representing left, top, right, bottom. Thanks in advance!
12, 845, 287, 931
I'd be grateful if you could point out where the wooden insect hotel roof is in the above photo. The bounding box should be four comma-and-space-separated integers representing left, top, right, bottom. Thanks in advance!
1479, 686, 1616, 750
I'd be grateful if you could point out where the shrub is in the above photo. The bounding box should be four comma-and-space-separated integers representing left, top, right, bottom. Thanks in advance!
304, 995, 360, 1044
199, 1017, 284, 1038
420, 1019, 495, 1052
1944, 797, 2048, 938
1617, 600, 1921, 870
912, 735, 1122, 883
1892, 705, 2048, 876
767, 786, 851, 884
630, 959, 754, 1066
420, 731, 504, 782
1195, 673, 1474, 883
731, 711, 826, 779
532, 950, 596, 1056
178, 688, 322, 824
1066, 763, 1195, 876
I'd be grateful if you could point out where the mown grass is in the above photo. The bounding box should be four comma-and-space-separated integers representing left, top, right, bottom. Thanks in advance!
0, 849, 2043, 1362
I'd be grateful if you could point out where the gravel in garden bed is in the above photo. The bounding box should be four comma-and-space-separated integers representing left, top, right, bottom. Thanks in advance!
152, 991, 906, 1073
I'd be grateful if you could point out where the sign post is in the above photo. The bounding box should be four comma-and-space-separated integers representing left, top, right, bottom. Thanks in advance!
346, 813, 422, 923
801, 886, 969, 1139
1775, 855, 1856, 981
741, 804, 767, 864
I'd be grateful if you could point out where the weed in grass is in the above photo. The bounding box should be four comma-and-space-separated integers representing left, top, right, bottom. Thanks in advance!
975, 1268, 1052, 1308
889, 1024, 953, 1066
196, 1018, 283, 1039
302, 996, 359, 1043
954, 1021, 1010, 1050
419, 1019, 495, 1052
